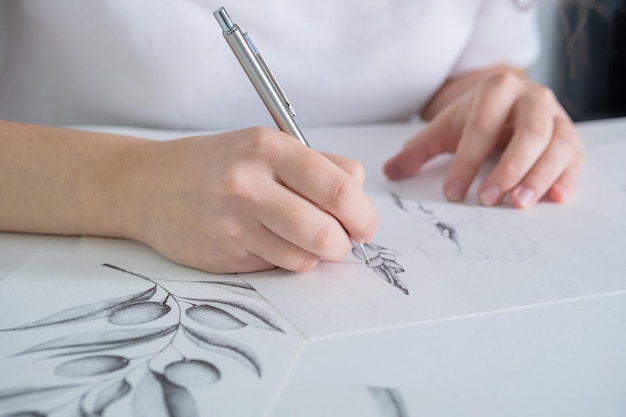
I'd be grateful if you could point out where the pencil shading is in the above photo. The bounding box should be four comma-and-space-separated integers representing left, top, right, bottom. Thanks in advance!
352, 242, 409, 295
0, 260, 294, 416
368, 386, 411, 417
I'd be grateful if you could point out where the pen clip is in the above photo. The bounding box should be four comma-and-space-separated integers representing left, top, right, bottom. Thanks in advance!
243, 32, 297, 118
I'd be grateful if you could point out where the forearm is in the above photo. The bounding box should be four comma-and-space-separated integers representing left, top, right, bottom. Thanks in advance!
421, 65, 526, 121
0, 121, 150, 239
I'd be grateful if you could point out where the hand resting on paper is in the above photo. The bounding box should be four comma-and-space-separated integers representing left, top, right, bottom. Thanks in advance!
384, 67, 585, 209
0, 122, 377, 273
137, 127, 377, 273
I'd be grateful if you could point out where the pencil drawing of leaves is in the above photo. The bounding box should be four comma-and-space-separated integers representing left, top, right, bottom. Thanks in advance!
164, 359, 221, 387
198, 281, 264, 299
181, 325, 262, 377
0, 385, 79, 413
132, 370, 198, 417
54, 355, 129, 377
108, 301, 171, 325
210, 300, 284, 332
0, 286, 157, 332
353, 242, 409, 295
186, 305, 247, 330
17, 325, 177, 356
1, 412, 46, 417
183, 299, 283, 332
80, 378, 131, 417
368, 387, 411, 417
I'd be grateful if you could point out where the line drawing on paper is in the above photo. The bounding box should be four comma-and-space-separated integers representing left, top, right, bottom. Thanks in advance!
0, 264, 285, 417
352, 242, 409, 295
368, 386, 411, 417
392, 193, 537, 262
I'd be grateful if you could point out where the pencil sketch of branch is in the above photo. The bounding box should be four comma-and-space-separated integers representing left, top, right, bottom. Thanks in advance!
368, 386, 411, 417
392, 193, 537, 262
352, 242, 409, 295
0, 263, 286, 417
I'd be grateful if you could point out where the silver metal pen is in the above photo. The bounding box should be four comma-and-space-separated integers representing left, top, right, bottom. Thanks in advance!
213, 7, 371, 265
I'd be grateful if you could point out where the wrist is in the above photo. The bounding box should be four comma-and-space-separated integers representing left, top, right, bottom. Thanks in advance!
102, 137, 161, 244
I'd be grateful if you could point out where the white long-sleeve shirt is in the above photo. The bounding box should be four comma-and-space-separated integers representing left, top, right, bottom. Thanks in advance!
0, 0, 540, 130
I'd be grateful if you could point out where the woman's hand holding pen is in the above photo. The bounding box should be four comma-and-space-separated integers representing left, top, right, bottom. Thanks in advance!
384, 67, 585, 209
134, 127, 377, 273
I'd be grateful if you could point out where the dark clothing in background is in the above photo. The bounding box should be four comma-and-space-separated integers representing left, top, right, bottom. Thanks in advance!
556, 0, 626, 121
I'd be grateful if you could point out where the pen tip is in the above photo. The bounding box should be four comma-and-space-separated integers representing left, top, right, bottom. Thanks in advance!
358, 243, 371, 266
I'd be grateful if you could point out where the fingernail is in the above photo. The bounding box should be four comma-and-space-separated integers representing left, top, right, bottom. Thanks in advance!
445, 180, 466, 201
480, 185, 501, 206
515, 186, 535, 208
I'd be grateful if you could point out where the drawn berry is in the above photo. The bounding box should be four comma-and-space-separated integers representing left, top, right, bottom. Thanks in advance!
164, 359, 221, 387
186, 305, 246, 330
108, 302, 171, 325
54, 355, 129, 377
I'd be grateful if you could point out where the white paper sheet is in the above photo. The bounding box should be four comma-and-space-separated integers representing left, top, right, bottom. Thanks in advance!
281, 290, 626, 417
0, 232, 81, 275
587, 140, 626, 192
244, 151, 626, 338
2, 123, 626, 416
271, 382, 415, 417
0, 251, 304, 417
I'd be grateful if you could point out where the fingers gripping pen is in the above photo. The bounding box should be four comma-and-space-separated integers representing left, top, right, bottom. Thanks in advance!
213, 7, 371, 265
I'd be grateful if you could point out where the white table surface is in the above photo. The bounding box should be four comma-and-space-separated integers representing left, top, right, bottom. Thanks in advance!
1, 118, 625, 416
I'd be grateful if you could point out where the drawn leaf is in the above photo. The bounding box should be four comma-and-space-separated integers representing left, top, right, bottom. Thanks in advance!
367, 256, 385, 268
184, 300, 283, 332
0, 385, 79, 413
132, 370, 198, 417
381, 259, 404, 270
55, 355, 129, 377
80, 378, 131, 417
18, 325, 177, 355
108, 302, 171, 326
185, 305, 246, 330
181, 325, 262, 377
0, 286, 157, 332
164, 359, 220, 387
199, 281, 263, 299
368, 387, 410, 417
210, 300, 284, 332
1, 411, 46, 417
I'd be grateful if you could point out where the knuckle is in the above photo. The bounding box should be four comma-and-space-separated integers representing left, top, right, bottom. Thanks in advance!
485, 70, 520, 91
345, 159, 366, 184
216, 217, 246, 241
292, 253, 320, 272
247, 125, 276, 140
326, 176, 355, 210
311, 222, 336, 254
496, 162, 525, 185
532, 85, 556, 103
471, 113, 497, 136
552, 124, 582, 152
523, 117, 552, 139
454, 157, 481, 177
246, 126, 282, 160
221, 172, 254, 202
